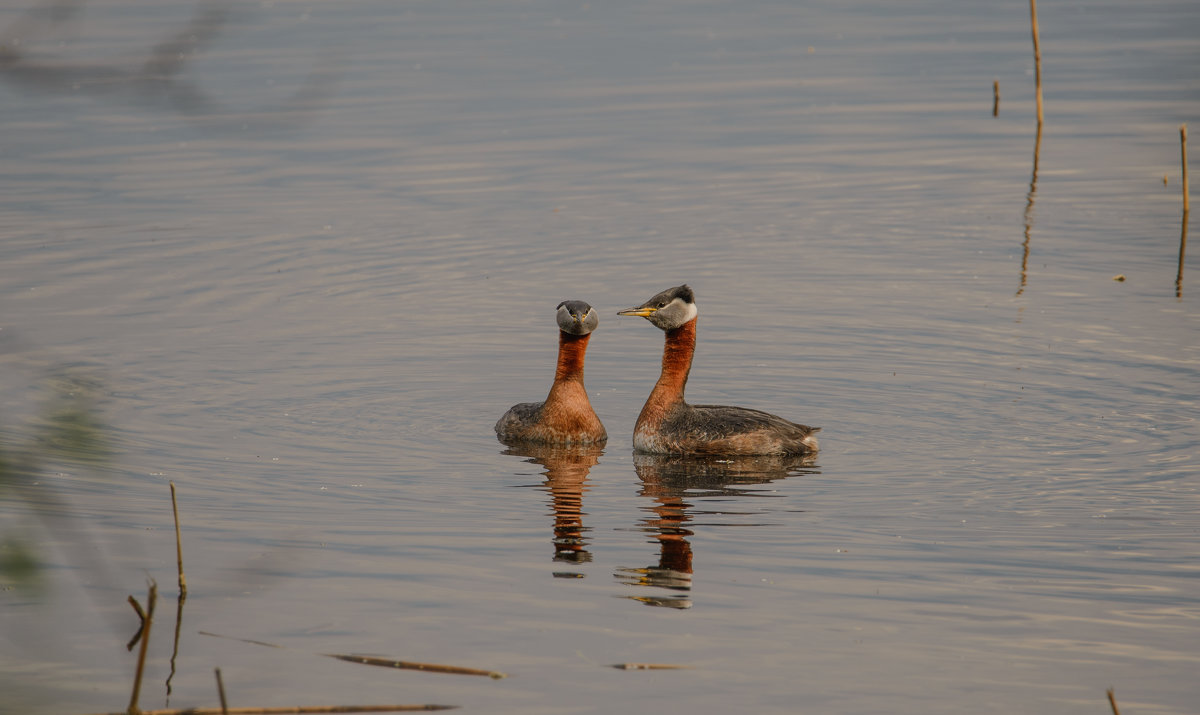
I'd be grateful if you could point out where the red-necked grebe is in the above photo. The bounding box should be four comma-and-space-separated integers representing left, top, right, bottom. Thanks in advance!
617, 285, 818, 456
495, 300, 607, 445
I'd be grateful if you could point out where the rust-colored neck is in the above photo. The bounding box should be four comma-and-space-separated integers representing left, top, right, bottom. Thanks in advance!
542, 332, 604, 442
636, 319, 696, 431
554, 332, 590, 383
655, 318, 696, 400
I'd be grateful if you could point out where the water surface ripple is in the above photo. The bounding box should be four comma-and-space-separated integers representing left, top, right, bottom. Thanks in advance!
1, 1, 1197, 714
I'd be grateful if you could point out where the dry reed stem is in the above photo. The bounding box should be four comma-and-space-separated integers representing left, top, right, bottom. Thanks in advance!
128, 581, 158, 715
1107, 687, 1120, 715
992, 80, 1000, 117
215, 669, 229, 715
326, 654, 505, 679
85, 705, 457, 714
609, 663, 690, 670
199, 631, 506, 679
199, 632, 283, 649
1182, 124, 1190, 213
1029, 0, 1044, 125
127, 596, 148, 651
170, 481, 187, 596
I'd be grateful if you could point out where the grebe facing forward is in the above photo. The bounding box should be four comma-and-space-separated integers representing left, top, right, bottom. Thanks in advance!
617, 285, 819, 456
495, 300, 607, 445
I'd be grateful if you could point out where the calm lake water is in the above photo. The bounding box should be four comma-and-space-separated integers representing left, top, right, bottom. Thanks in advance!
2, 1, 1197, 713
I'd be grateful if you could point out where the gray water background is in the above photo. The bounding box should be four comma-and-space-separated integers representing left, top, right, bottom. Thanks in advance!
1, 1, 1197, 713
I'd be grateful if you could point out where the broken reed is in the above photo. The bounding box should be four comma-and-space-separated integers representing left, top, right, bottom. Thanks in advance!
216, 668, 229, 715
1107, 687, 1121, 715
89, 706, 457, 714
198, 631, 508, 679
329, 654, 505, 679
127, 581, 159, 715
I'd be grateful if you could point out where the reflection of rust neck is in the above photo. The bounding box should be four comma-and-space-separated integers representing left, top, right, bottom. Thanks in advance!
551, 482, 587, 561
543, 449, 598, 561
635, 319, 695, 429
659, 533, 694, 575
651, 496, 694, 574
555, 332, 590, 383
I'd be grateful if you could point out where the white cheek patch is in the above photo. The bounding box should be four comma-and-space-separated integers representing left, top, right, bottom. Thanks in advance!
677, 300, 698, 323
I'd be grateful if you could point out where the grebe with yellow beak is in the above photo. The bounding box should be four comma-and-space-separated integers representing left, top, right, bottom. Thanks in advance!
618, 285, 818, 456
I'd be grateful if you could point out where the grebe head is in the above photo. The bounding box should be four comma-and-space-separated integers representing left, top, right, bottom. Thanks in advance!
556, 300, 600, 335
617, 284, 697, 331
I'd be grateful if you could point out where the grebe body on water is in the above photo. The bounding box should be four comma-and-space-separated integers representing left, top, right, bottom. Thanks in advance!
618, 285, 819, 456
495, 300, 607, 445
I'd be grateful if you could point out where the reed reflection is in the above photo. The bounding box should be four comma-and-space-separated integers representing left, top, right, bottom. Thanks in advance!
1017, 120, 1042, 297
1178, 208, 1189, 299
1177, 125, 1189, 298
1019, 0, 1045, 297
502, 443, 603, 574
617, 453, 817, 609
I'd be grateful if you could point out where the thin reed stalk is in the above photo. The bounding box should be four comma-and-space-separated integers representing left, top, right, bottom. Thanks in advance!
1182, 124, 1190, 213
1107, 687, 1121, 715
127, 581, 158, 715
1181, 125, 1191, 298
87, 705, 457, 714
170, 481, 187, 596
1029, 0, 1044, 125
216, 669, 229, 715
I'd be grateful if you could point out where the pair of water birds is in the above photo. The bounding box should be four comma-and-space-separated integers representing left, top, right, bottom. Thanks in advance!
495, 285, 819, 456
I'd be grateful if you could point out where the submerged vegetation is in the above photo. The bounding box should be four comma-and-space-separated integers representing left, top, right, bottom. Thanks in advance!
1, 374, 486, 712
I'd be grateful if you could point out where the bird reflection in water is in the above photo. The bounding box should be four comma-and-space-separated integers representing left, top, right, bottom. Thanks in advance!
501, 443, 604, 576
616, 453, 817, 609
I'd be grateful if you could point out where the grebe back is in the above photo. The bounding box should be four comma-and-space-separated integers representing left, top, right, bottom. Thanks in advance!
617, 285, 818, 456
495, 300, 607, 445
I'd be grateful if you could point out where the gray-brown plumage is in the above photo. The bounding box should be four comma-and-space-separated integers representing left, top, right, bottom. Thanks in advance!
495, 300, 607, 445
